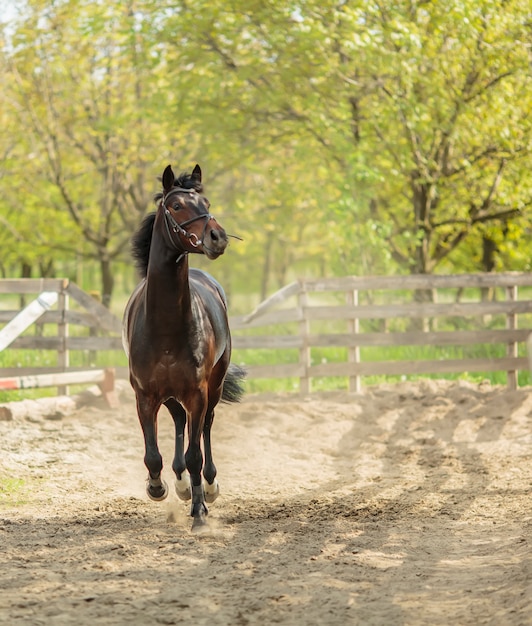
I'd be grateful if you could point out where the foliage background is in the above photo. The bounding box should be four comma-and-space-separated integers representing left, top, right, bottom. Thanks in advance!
1, 0, 531, 313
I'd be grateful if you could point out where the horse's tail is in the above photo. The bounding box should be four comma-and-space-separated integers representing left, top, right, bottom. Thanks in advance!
222, 363, 246, 403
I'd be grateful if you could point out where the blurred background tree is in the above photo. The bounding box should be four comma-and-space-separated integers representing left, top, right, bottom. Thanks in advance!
1, 0, 531, 309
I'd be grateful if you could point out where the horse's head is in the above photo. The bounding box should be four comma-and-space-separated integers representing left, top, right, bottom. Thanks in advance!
159, 164, 228, 260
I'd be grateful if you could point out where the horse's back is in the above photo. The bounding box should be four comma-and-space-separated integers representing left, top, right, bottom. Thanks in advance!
189, 269, 230, 363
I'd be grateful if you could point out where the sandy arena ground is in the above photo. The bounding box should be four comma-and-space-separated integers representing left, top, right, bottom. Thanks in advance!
0, 379, 530, 625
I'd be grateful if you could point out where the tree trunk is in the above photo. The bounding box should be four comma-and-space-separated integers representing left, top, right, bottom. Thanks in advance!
20, 262, 32, 308
481, 235, 498, 302
260, 232, 274, 301
39, 259, 55, 278
100, 255, 114, 309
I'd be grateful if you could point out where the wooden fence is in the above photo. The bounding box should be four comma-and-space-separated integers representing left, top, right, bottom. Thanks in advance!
0, 279, 123, 398
2, 274, 532, 396
230, 272, 532, 392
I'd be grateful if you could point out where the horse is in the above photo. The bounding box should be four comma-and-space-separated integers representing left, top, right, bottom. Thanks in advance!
122, 163, 245, 530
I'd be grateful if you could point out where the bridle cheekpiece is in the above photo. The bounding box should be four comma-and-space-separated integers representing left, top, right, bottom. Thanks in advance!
161, 187, 214, 254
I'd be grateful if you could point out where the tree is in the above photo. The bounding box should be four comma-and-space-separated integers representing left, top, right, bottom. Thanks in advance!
2, 0, 531, 310
359, 0, 532, 275
164, 0, 532, 278
2, 0, 200, 305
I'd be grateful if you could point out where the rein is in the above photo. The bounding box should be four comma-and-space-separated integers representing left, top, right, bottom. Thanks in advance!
161, 187, 214, 258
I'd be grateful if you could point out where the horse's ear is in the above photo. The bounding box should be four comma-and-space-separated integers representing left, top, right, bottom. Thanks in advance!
191, 164, 202, 183
162, 165, 174, 192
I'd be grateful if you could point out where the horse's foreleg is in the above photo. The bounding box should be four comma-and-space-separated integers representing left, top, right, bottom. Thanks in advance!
202, 360, 228, 504
164, 398, 191, 501
185, 389, 209, 529
137, 394, 168, 501
186, 443, 208, 529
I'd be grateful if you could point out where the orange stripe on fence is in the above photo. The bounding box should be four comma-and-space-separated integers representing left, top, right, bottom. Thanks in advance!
0, 379, 20, 390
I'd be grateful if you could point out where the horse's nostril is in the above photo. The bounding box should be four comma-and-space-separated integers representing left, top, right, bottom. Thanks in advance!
210, 229, 228, 245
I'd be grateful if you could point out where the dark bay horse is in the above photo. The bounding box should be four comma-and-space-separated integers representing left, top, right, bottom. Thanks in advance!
122, 164, 244, 530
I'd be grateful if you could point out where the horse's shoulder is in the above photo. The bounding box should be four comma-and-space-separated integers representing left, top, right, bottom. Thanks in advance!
189, 269, 227, 305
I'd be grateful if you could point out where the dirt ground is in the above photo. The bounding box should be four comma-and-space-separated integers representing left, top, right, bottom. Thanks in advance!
0, 378, 530, 625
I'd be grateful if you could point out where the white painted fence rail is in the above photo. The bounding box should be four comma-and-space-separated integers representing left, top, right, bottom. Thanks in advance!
0, 279, 121, 400
0, 369, 112, 391
0, 292, 58, 352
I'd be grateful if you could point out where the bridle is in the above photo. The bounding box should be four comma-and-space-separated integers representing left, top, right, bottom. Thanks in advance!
161, 187, 215, 255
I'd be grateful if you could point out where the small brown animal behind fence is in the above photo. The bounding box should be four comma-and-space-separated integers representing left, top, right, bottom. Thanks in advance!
229, 272, 532, 392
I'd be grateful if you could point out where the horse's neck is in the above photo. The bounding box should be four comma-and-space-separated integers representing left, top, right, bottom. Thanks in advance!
144, 242, 193, 328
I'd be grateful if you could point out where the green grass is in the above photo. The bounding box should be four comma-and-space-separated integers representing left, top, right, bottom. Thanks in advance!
0, 476, 32, 507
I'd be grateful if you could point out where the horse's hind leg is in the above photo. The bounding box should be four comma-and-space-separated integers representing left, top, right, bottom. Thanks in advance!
136, 394, 168, 501
164, 398, 191, 501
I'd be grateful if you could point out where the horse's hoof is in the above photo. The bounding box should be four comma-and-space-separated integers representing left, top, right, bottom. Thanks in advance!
175, 474, 192, 501
204, 479, 219, 503
191, 511, 208, 532
146, 479, 169, 501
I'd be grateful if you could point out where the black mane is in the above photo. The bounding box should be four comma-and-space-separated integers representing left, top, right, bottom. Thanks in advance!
131, 212, 156, 277
132, 171, 203, 277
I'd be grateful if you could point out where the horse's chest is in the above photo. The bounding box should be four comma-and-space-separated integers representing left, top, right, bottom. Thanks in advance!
154, 346, 202, 371
132, 351, 204, 394
157, 352, 203, 379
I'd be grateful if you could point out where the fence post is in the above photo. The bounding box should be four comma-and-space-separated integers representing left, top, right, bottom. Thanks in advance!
346, 289, 361, 392
298, 285, 311, 394
506, 284, 518, 390
57, 281, 70, 395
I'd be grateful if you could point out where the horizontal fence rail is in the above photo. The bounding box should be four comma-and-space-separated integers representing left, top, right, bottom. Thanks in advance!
2, 274, 532, 397
0, 279, 123, 398
0, 368, 114, 392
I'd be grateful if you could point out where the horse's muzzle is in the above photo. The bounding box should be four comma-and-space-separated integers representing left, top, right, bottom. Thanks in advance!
204, 227, 228, 259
